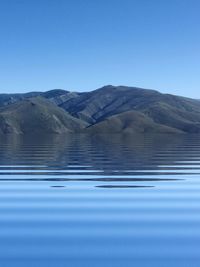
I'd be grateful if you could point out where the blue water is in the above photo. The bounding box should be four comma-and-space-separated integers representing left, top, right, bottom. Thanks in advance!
0, 134, 200, 267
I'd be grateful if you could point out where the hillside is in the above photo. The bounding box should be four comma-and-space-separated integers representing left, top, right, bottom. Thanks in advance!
0, 97, 87, 134
86, 110, 182, 134
0, 85, 200, 134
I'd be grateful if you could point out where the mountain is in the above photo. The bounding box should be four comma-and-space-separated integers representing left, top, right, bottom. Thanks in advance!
0, 97, 87, 134
0, 85, 200, 134
44, 85, 200, 133
59, 85, 162, 124
42, 86, 200, 133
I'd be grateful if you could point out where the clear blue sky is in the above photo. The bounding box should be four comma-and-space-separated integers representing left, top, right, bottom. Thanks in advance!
0, 0, 199, 98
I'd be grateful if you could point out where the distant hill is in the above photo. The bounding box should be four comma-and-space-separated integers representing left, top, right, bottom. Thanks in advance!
0, 85, 200, 134
0, 92, 41, 107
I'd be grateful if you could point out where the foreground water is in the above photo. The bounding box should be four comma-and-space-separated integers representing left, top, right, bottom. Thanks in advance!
0, 134, 200, 267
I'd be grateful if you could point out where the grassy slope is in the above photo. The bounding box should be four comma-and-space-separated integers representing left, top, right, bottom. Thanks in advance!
0, 97, 87, 134
86, 110, 182, 134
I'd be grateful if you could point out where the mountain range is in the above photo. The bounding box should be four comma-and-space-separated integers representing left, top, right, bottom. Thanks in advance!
0, 85, 200, 134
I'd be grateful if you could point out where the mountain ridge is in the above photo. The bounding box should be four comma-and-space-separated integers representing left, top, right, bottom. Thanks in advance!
0, 85, 200, 134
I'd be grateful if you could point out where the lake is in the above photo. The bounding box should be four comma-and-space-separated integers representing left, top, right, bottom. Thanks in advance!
0, 134, 199, 267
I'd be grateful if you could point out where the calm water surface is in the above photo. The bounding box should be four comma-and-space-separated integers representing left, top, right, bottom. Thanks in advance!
0, 134, 200, 267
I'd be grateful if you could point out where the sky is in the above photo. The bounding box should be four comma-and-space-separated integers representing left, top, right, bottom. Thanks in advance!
0, 0, 199, 98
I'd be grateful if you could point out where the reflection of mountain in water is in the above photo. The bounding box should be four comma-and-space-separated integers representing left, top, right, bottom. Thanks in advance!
0, 134, 200, 188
